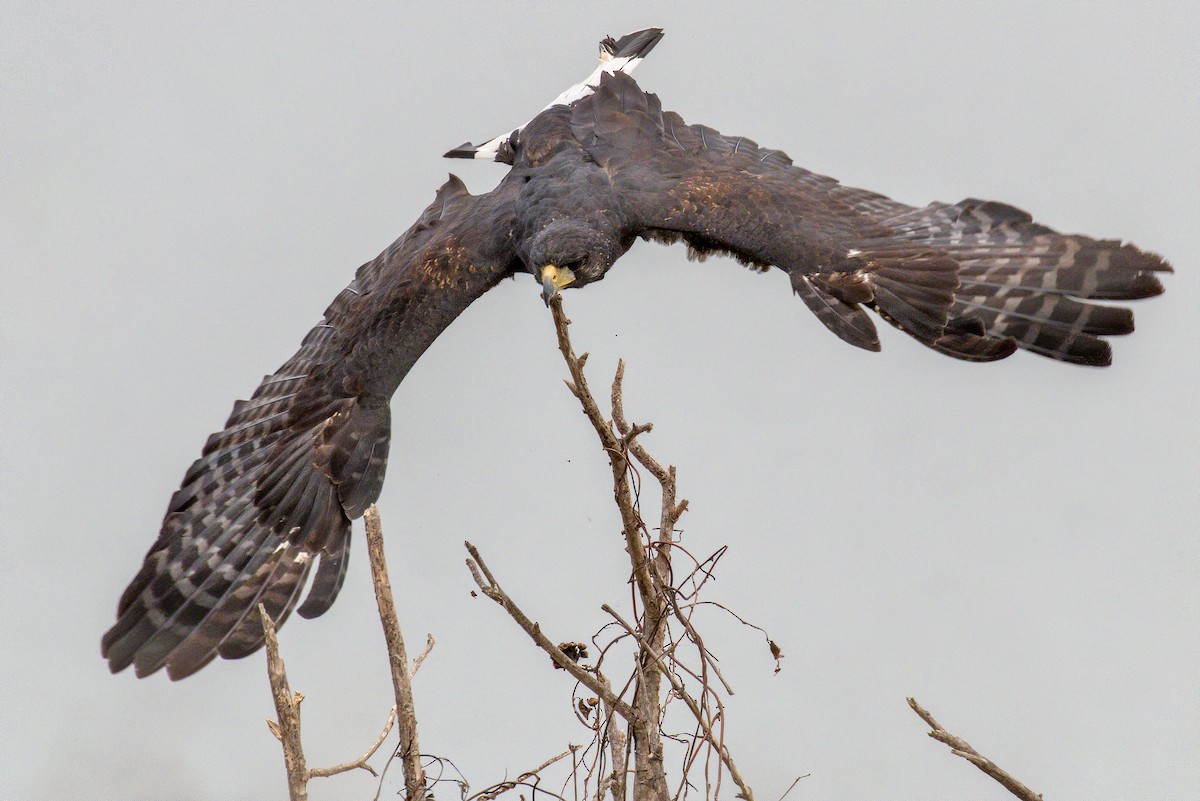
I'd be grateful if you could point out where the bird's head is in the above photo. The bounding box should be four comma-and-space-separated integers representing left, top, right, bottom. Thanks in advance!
526, 220, 622, 306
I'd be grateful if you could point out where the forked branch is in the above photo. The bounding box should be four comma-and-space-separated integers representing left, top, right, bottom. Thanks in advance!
260, 510, 435, 801
547, 296, 756, 801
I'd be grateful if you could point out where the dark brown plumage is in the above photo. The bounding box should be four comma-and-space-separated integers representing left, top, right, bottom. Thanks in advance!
103, 34, 1169, 680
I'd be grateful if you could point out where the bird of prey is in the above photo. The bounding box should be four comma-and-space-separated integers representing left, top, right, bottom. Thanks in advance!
102, 28, 1170, 680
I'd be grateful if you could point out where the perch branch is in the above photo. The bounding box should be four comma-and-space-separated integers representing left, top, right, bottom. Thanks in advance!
907, 697, 1044, 801
549, 298, 672, 801
364, 504, 427, 801
549, 298, 658, 609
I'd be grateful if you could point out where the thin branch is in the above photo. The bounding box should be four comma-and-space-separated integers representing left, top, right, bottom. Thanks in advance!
370, 636, 436, 797
469, 746, 580, 801
465, 540, 635, 721
412, 634, 436, 675
603, 605, 755, 801
907, 697, 1044, 801
364, 504, 427, 801
597, 671, 629, 801
666, 597, 734, 697
308, 706, 396, 779
260, 604, 309, 801
774, 775, 809, 801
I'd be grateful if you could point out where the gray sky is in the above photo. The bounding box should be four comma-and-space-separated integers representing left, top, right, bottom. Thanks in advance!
3, 4, 1196, 800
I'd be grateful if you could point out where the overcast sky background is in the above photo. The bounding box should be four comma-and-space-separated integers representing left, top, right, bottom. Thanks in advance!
3, 4, 1196, 800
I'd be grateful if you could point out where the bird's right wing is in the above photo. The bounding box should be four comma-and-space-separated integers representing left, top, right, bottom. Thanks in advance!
103, 174, 521, 680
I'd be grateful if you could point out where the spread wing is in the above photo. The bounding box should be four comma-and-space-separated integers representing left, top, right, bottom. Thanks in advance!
574, 73, 1170, 365
103, 175, 520, 680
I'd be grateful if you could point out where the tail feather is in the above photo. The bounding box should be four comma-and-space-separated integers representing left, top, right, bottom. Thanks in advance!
445, 27, 664, 163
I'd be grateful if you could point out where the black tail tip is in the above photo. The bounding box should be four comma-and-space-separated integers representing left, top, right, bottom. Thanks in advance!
444, 142, 479, 159
602, 27, 665, 60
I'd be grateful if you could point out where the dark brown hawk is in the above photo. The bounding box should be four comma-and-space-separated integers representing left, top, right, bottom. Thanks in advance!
103, 29, 1170, 680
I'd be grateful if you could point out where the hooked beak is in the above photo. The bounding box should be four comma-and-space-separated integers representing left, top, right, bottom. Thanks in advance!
540, 264, 576, 306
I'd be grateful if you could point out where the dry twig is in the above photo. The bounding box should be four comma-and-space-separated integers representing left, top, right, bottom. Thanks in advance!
907, 697, 1044, 801
262, 520, 439, 798
549, 300, 658, 609
465, 541, 634, 721
261, 604, 309, 801
365, 504, 428, 801
468, 746, 580, 801
307, 706, 396, 779
549, 299, 672, 801
462, 297, 760, 801
552, 297, 763, 801
602, 605, 755, 801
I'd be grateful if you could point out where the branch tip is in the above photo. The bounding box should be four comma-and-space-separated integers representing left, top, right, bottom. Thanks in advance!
907, 697, 1044, 801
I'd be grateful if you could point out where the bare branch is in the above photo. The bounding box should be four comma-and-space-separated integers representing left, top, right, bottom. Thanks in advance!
596, 671, 629, 801
907, 697, 1044, 801
774, 775, 809, 801
260, 604, 309, 801
550, 299, 673, 801
465, 540, 635, 721
602, 605, 755, 801
372, 636, 437, 798
549, 298, 657, 609
412, 634, 436, 676
468, 746, 579, 801
364, 505, 428, 801
666, 599, 735, 697
308, 706, 396, 779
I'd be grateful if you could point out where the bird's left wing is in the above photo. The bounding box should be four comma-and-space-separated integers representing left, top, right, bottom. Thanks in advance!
575, 73, 1169, 365
103, 175, 521, 680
